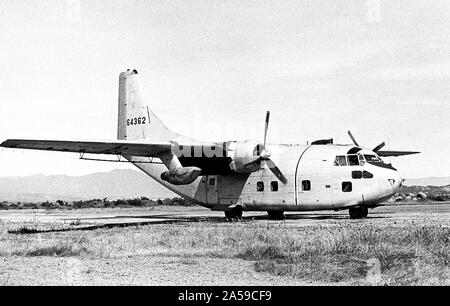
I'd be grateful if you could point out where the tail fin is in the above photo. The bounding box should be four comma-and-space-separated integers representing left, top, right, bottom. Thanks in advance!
117, 69, 175, 141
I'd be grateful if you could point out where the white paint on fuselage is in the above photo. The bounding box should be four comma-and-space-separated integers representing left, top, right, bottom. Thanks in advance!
125, 143, 403, 212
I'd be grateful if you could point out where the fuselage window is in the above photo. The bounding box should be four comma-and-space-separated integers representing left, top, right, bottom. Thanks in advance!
270, 181, 278, 191
352, 171, 362, 179
302, 180, 311, 191
342, 182, 352, 192
271, 181, 278, 192
209, 178, 216, 186
334, 155, 347, 166
347, 155, 360, 166
363, 171, 374, 179
257, 181, 264, 192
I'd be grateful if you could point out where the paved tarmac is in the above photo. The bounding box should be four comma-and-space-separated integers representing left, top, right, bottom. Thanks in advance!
1, 202, 449, 232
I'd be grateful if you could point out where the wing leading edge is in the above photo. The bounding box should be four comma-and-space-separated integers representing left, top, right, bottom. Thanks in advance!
377, 150, 420, 157
0, 139, 233, 174
0, 139, 173, 157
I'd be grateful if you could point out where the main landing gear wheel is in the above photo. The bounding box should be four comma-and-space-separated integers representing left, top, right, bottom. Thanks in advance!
267, 211, 285, 220
349, 206, 369, 219
225, 207, 243, 220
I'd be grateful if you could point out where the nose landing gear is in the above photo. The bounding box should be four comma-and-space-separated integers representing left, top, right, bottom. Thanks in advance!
349, 206, 368, 219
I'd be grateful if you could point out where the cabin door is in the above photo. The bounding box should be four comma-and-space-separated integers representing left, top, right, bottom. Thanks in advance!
206, 175, 219, 204
297, 159, 333, 205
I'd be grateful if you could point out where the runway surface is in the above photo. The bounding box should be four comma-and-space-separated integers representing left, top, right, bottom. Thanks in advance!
1, 202, 450, 232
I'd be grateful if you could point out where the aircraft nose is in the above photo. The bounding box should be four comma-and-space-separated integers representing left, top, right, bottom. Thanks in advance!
387, 171, 403, 192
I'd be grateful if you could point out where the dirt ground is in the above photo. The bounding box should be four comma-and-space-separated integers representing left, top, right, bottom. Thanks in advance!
0, 203, 449, 286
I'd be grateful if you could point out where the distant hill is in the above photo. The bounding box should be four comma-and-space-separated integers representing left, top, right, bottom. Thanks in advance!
399, 184, 450, 195
0, 169, 176, 203
404, 177, 450, 187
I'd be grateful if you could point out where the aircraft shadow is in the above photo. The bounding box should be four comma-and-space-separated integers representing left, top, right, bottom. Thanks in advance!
281, 213, 386, 220
9, 212, 388, 235
8, 215, 228, 235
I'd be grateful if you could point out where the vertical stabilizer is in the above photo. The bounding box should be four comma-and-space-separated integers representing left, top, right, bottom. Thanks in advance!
117, 69, 176, 141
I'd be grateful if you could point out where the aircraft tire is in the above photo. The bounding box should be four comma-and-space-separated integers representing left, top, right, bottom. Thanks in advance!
225, 211, 234, 219
362, 207, 369, 218
225, 207, 243, 220
267, 211, 285, 220
349, 207, 365, 219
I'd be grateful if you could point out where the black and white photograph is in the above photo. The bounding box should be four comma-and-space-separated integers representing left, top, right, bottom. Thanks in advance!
0, 0, 449, 290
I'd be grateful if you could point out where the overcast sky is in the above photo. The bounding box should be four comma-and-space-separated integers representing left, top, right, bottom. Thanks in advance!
0, 0, 449, 179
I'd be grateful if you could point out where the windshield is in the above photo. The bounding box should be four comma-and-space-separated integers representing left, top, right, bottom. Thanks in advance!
347, 154, 360, 166
334, 155, 347, 166
364, 154, 382, 162
358, 154, 365, 165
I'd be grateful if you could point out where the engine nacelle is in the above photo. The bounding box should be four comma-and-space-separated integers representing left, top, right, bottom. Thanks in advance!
161, 167, 202, 185
228, 140, 262, 173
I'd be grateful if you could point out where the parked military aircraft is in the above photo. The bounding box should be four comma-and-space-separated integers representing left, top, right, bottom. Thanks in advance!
0, 70, 419, 219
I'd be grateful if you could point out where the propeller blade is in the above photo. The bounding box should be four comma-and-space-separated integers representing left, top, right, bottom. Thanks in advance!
264, 111, 270, 147
347, 130, 360, 147
373, 141, 385, 152
266, 159, 288, 184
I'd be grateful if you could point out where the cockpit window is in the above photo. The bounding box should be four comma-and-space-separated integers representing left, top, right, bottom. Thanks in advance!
334, 154, 366, 166
347, 154, 360, 166
364, 155, 382, 163
358, 154, 365, 166
334, 155, 347, 166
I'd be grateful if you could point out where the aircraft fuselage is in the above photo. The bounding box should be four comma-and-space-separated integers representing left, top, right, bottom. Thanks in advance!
128, 142, 402, 212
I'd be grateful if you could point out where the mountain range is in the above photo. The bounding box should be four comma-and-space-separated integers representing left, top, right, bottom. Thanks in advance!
0, 169, 176, 203
403, 177, 450, 187
0, 169, 448, 203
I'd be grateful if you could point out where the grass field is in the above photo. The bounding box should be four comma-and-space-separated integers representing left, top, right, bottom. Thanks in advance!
1, 215, 449, 285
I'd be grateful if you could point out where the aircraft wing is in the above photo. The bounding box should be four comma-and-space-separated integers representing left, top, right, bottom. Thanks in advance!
0, 139, 173, 157
1, 139, 234, 175
377, 150, 420, 157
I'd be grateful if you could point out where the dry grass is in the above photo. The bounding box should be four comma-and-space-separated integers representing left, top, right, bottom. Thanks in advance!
13, 244, 88, 257
1, 221, 449, 285
236, 224, 450, 285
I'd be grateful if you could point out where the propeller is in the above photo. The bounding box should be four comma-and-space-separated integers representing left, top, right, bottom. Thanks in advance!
245, 111, 287, 184
347, 130, 419, 156
348, 130, 385, 153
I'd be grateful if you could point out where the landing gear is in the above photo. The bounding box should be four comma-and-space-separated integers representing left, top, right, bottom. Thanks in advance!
267, 211, 285, 220
349, 206, 369, 219
363, 207, 368, 218
225, 206, 243, 220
